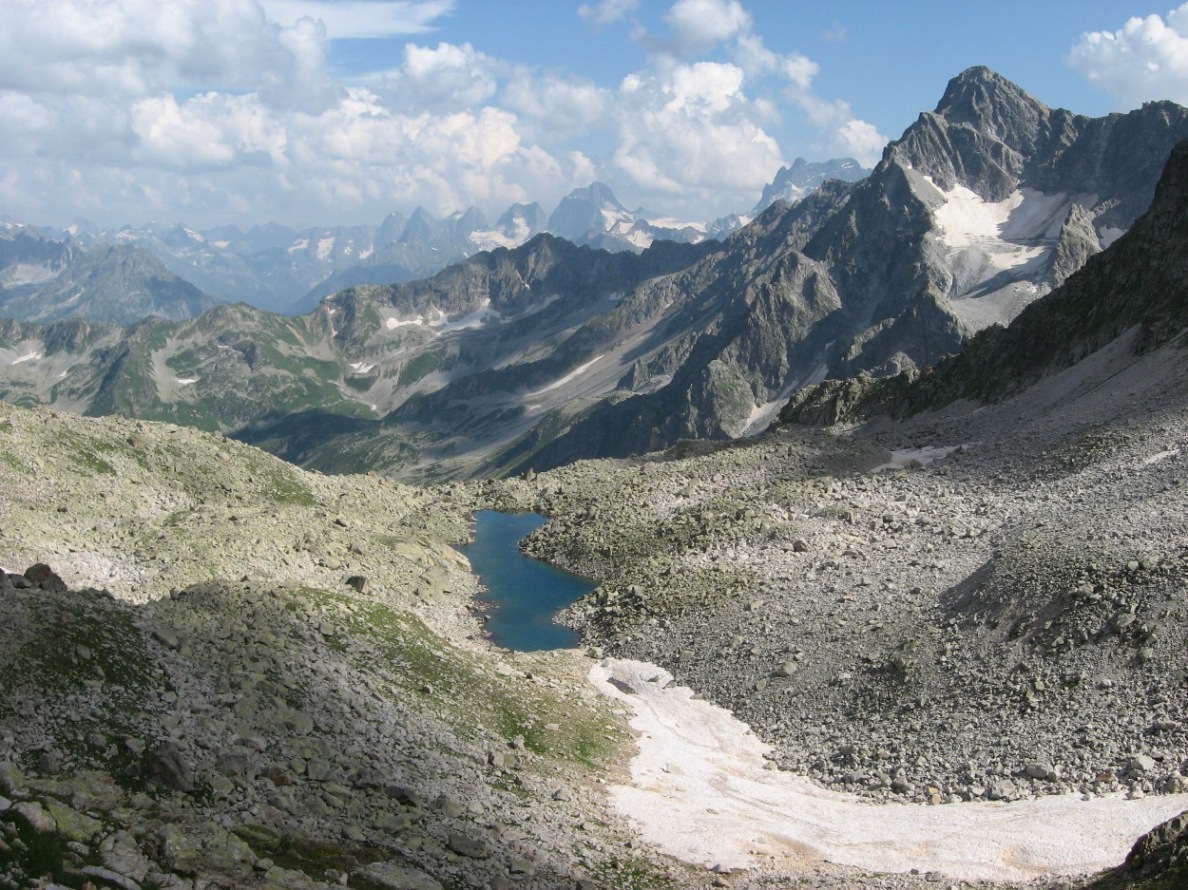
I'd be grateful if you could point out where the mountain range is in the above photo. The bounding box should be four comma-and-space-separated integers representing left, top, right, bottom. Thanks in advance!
0, 67, 1185, 483
3, 157, 862, 322
0, 226, 220, 325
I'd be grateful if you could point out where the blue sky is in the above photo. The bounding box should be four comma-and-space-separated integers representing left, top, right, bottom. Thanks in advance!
3, 1, 1187, 231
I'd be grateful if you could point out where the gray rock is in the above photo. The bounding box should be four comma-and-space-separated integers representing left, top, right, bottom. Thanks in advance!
356, 861, 443, 890
986, 779, 1016, 801
305, 759, 335, 782
81, 865, 144, 890
148, 741, 195, 792
100, 830, 154, 883
434, 793, 465, 817
1129, 754, 1157, 775
216, 750, 256, 779
152, 626, 181, 650
509, 857, 536, 876
24, 563, 67, 592
1024, 762, 1058, 781
12, 800, 56, 833
384, 785, 423, 808
447, 831, 492, 859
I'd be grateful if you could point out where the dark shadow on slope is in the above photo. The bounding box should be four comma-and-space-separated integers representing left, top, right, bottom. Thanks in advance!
233, 410, 380, 468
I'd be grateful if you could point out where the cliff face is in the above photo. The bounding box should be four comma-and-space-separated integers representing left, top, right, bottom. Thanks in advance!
782, 135, 1188, 426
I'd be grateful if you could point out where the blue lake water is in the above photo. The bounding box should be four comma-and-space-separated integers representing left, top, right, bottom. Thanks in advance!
459, 510, 596, 652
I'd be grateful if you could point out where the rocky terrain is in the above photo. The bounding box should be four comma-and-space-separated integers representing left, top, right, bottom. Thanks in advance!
5, 379, 1188, 890
0, 404, 669, 890
503, 332, 1188, 808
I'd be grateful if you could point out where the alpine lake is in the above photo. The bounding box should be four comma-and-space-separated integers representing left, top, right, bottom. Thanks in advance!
458, 510, 597, 651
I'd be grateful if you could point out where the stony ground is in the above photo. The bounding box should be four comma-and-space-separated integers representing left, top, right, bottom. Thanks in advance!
0, 405, 677, 890
3, 329, 1188, 889
469, 333, 1188, 875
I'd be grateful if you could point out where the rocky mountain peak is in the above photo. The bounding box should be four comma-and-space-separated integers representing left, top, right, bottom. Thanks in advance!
547, 182, 630, 241
932, 65, 1051, 152
752, 157, 869, 215
400, 206, 441, 243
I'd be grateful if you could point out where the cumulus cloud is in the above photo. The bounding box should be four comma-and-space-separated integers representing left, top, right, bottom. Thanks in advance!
0, 0, 889, 228
376, 42, 501, 111
613, 60, 781, 200
664, 0, 752, 55
792, 94, 886, 166
503, 71, 612, 137
625, 2, 886, 177
1067, 5, 1188, 106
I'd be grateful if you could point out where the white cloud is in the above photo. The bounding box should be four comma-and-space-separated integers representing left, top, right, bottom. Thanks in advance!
664, 0, 751, 55
793, 94, 886, 166
0, 0, 336, 106
613, 61, 783, 203
370, 42, 501, 111
578, 0, 640, 30
0, 0, 889, 229
130, 92, 288, 170
503, 71, 612, 137
623, 1, 886, 181
1067, 5, 1188, 106
258, 0, 455, 38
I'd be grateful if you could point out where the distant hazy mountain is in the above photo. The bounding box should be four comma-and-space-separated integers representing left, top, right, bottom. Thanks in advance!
0, 226, 219, 325
8, 162, 861, 321
751, 157, 869, 214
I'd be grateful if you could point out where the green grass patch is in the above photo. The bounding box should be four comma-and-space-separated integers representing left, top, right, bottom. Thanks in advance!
283, 587, 625, 770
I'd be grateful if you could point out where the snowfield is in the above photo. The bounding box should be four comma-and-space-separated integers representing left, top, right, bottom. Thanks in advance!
590, 658, 1188, 882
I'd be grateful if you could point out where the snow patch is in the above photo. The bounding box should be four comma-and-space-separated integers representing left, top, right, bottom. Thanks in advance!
873, 445, 964, 472
11, 351, 43, 365
383, 300, 499, 334
524, 355, 604, 398
174, 377, 199, 386
349, 361, 376, 374
437, 302, 500, 333
468, 217, 534, 251
591, 657, 1188, 881
929, 182, 1074, 331
316, 236, 336, 261
385, 316, 424, 330
933, 184, 1066, 254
